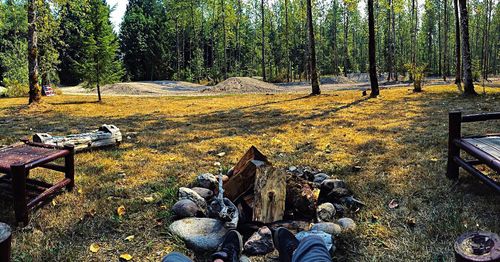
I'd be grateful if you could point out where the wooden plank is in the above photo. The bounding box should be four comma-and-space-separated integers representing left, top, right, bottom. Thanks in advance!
252, 166, 286, 223
232, 146, 269, 176
27, 178, 71, 210
463, 136, 500, 159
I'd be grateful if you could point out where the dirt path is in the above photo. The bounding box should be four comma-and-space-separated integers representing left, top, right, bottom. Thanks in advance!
60, 77, 500, 97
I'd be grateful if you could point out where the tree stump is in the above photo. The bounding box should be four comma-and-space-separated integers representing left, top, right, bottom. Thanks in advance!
0, 222, 11, 262
252, 166, 286, 223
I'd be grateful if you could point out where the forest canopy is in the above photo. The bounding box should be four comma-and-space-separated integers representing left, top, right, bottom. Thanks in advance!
0, 0, 498, 88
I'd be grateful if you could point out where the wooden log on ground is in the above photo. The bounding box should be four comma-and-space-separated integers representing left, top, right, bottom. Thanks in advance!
32, 125, 122, 152
252, 166, 286, 223
0, 222, 11, 262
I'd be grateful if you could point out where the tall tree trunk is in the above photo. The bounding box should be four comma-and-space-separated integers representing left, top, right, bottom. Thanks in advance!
332, 0, 338, 75
443, 0, 449, 80
175, 18, 180, 73
438, 0, 442, 77
481, 0, 492, 81
28, 0, 41, 104
458, 0, 476, 96
306, 0, 320, 95
453, 0, 461, 90
386, 0, 393, 81
261, 0, 266, 81
285, 0, 290, 82
368, 0, 379, 97
343, 3, 349, 77
391, 1, 397, 81
410, 0, 417, 81
221, 0, 227, 79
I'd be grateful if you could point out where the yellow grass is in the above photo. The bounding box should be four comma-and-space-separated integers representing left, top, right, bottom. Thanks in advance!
0, 85, 499, 261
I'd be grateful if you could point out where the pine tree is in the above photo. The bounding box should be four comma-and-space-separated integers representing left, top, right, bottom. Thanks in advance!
80, 0, 123, 101
120, 0, 167, 81
58, 0, 88, 86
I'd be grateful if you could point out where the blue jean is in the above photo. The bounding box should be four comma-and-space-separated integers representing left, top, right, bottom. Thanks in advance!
162, 236, 331, 262
292, 235, 331, 262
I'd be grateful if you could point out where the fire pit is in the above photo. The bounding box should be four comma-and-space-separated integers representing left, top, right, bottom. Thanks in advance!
169, 146, 362, 257
454, 231, 500, 262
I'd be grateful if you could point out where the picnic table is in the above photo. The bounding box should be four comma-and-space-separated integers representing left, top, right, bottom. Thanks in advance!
0, 140, 74, 225
447, 112, 500, 192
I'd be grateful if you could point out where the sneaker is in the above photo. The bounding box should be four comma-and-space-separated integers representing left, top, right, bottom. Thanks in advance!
273, 227, 299, 262
211, 230, 243, 262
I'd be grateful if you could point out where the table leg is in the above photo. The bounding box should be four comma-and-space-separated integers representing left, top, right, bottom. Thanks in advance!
11, 164, 28, 225
64, 145, 75, 191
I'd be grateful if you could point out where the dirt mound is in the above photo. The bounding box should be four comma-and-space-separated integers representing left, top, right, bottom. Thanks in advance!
202, 77, 282, 93
320, 76, 356, 84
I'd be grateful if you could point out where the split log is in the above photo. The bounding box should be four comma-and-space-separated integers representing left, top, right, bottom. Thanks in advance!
33, 125, 122, 152
0, 222, 11, 262
232, 146, 269, 175
224, 160, 266, 201
253, 166, 286, 223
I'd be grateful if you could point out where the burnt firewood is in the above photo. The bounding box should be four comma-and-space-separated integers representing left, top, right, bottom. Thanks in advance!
285, 175, 318, 220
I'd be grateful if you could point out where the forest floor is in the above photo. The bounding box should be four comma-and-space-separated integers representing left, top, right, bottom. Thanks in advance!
0, 84, 499, 261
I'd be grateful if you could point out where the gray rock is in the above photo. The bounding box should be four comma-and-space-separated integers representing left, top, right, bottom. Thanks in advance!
169, 218, 228, 251
337, 217, 356, 232
326, 188, 351, 200
317, 203, 336, 222
296, 230, 335, 253
313, 173, 330, 184
190, 187, 214, 200
239, 255, 251, 262
311, 223, 342, 236
172, 199, 202, 218
244, 226, 274, 256
195, 173, 218, 189
321, 179, 347, 190
288, 166, 298, 172
178, 187, 207, 214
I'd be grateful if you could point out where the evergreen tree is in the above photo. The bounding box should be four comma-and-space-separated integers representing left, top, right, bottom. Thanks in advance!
120, 0, 168, 81
0, 0, 28, 87
80, 0, 123, 101
37, 0, 61, 87
58, 0, 89, 86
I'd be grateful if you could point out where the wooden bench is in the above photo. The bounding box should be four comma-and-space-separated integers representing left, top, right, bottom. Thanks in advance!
0, 141, 75, 225
446, 112, 500, 192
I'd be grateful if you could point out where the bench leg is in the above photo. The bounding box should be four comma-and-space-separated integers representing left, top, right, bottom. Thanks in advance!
64, 145, 75, 191
446, 112, 461, 179
11, 165, 28, 226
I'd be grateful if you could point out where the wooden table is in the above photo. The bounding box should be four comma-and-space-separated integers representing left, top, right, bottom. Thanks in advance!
0, 141, 74, 225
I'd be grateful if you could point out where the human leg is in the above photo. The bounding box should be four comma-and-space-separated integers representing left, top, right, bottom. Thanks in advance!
291, 235, 331, 262
162, 252, 193, 262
